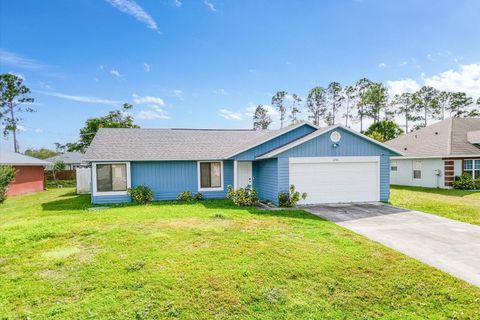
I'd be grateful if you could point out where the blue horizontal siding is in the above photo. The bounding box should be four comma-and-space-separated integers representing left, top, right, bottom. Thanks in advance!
232, 124, 316, 160
131, 160, 233, 201
276, 127, 395, 202
253, 159, 278, 204
92, 194, 131, 204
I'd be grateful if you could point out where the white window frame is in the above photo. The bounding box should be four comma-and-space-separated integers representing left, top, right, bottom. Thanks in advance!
197, 161, 224, 192
92, 162, 131, 196
413, 160, 422, 180
464, 159, 480, 179
390, 160, 398, 171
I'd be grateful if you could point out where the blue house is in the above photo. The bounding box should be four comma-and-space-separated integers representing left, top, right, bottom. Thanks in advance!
83, 122, 402, 205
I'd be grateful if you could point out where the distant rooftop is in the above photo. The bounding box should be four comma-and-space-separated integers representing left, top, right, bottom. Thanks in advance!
0, 151, 51, 166
386, 118, 480, 157
46, 152, 84, 164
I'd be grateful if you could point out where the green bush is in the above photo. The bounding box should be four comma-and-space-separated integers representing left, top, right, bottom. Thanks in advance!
226, 185, 258, 206
452, 173, 476, 190
193, 192, 204, 201
128, 185, 154, 204
0, 165, 16, 204
278, 185, 307, 207
475, 178, 480, 190
177, 191, 204, 201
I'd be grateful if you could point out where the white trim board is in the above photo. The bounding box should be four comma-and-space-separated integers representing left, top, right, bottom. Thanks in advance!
92, 162, 131, 197
197, 160, 224, 192
223, 122, 319, 159
257, 124, 403, 159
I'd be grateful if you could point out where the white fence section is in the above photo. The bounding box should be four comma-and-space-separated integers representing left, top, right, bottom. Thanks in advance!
76, 167, 91, 194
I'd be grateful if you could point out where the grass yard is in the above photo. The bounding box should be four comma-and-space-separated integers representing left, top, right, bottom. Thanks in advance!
390, 185, 480, 226
1, 189, 479, 319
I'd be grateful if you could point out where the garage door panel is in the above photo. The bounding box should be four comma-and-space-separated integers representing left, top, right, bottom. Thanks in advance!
290, 158, 379, 204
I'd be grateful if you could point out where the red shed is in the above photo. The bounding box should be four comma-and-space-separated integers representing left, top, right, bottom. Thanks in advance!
0, 151, 50, 196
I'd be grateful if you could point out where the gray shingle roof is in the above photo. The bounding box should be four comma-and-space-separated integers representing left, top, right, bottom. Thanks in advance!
385, 118, 480, 157
0, 151, 51, 166
45, 152, 85, 164
84, 122, 315, 161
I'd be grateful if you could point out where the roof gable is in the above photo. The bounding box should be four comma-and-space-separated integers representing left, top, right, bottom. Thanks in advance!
227, 122, 317, 160
258, 125, 402, 159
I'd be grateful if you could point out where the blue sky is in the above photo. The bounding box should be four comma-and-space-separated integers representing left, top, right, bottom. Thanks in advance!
1, 0, 479, 152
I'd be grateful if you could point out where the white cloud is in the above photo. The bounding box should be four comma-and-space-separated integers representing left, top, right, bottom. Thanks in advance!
0, 49, 45, 70
219, 109, 243, 121
286, 61, 292, 65
173, 89, 183, 100
133, 94, 170, 120
424, 64, 480, 98
387, 64, 480, 99
132, 94, 165, 106
378, 62, 387, 68
248, 69, 256, 73
386, 79, 421, 96
143, 63, 150, 72
110, 69, 122, 77
137, 107, 171, 120
204, 0, 217, 12
38, 91, 121, 104
17, 125, 27, 132
105, 0, 160, 33
213, 88, 228, 95
400, 61, 408, 66
35, 128, 44, 133
99, 64, 106, 70
174, 0, 182, 7
245, 104, 278, 118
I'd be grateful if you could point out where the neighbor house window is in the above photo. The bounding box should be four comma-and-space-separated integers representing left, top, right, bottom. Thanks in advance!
413, 160, 422, 179
96, 163, 127, 192
199, 161, 222, 190
391, 161, 398, 171
464, 159, 480, 179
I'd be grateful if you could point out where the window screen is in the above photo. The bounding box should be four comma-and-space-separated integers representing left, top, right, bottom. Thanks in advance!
413, 160, 422, 179
96, 164, 127, 192
200, 162, 222, 188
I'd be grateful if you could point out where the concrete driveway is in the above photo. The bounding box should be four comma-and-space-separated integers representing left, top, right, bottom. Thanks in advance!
303, 202, 480, 287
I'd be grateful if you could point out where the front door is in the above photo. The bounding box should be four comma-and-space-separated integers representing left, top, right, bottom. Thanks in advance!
237, 161, 253, 188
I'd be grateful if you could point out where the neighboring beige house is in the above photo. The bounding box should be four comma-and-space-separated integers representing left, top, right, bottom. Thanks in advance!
386, 118, 480, 188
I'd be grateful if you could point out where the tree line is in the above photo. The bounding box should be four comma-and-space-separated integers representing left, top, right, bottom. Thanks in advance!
253, 78, 480, 133
1, 73, 479, 156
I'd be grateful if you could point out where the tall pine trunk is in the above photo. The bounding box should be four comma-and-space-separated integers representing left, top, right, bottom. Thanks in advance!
9, 104, 18, 153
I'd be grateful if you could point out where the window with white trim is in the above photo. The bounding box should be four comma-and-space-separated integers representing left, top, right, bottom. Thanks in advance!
390, 161, 398, 171
199, 161, 222, 190
96, 163, 127, 192
464, 159, 480, 179
413, 160, 422, 179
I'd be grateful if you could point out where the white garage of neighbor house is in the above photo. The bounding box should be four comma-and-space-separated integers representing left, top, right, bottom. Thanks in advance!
386, 118, 480, 188
84, 122, 402, 205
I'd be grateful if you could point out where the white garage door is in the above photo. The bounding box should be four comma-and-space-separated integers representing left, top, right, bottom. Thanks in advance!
289, 157, 380, 204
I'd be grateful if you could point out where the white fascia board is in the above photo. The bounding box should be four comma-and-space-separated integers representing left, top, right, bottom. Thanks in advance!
258, 124, 403, 159
223, 122, 319, 159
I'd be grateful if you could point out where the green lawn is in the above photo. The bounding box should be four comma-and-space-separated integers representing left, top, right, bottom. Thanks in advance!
1, 189, 479, 319
390, 185, 480, 226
